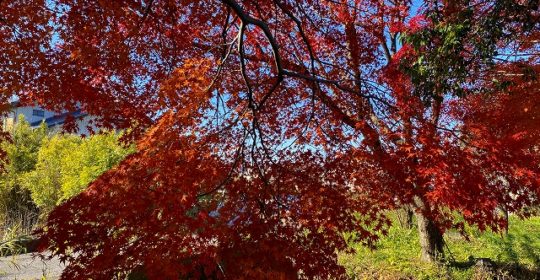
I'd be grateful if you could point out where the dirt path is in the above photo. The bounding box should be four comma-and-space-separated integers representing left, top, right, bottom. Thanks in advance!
0, 253, 64, 279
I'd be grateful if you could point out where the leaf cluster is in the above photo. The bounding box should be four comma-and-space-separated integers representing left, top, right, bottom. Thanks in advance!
401, 0, 539, 104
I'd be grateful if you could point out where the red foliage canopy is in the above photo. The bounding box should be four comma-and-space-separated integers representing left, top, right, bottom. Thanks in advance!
1, 0, 539, 278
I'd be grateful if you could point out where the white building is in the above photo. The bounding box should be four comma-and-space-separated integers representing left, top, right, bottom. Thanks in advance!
3, 101, 95, 136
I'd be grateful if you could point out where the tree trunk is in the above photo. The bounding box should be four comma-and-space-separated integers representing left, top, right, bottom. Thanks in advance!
416, 211, 445, 262
497, 205, 509, 235
397, 206, 415, 229
502, 209, 509, 235
405, 206, 414, 229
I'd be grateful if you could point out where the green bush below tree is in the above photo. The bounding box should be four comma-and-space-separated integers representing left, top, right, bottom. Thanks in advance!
0, 116, 134, 234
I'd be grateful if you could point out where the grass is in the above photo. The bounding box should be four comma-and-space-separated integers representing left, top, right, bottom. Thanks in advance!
339, 215, 540, 279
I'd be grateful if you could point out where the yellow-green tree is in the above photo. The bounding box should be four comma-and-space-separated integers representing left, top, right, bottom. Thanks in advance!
22, 132, 133, 212
0, 116, 47, 230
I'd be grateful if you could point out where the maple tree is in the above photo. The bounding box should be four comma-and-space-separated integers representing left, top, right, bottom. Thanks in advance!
1, 0, 539, 279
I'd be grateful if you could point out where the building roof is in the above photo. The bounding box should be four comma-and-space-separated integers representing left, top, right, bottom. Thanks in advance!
30, 110, 88, 128
10, 100, 21, 108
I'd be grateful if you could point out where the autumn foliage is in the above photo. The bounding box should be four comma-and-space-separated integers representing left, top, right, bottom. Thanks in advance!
1, 0, 539, 279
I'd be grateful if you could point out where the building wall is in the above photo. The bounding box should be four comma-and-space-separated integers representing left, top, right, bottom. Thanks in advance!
2, 104, 97, 136
4, 106, 56, 128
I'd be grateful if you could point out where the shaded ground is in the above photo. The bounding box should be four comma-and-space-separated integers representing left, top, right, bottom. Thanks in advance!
0, 253, 64, 280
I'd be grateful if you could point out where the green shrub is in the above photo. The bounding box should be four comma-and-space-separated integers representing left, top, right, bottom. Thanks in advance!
22, 131, 134, 212
0, 116, 46, 233
21, 135, 81, 211
0, 116, 133, 236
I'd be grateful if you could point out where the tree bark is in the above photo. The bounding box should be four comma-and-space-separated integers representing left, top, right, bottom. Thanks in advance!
416, 211, 445, 262
397, 206, 415, 229
497, 205, 509, 235
405, 206, 414, 229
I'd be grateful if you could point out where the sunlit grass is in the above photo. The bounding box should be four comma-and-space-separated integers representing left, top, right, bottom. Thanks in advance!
340, 216, 540, 279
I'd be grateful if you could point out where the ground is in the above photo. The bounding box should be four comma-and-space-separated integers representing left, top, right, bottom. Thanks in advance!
340, 216, 540, 279
0, 253, 64, 280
